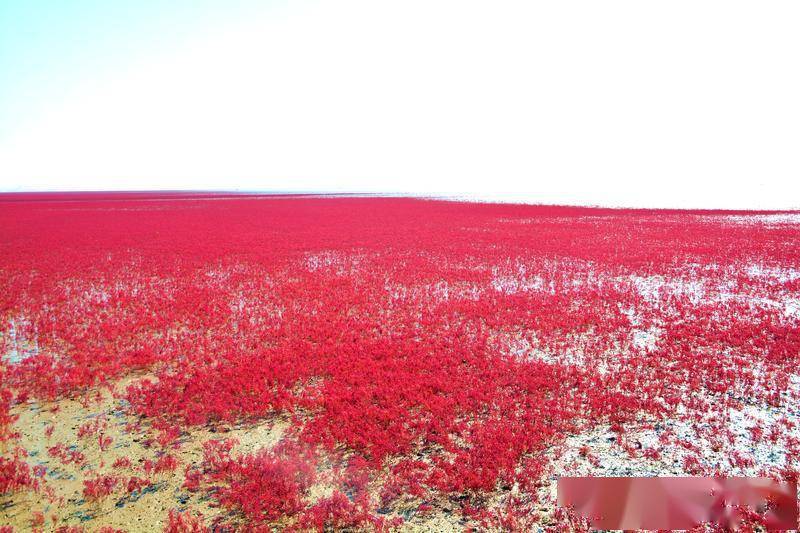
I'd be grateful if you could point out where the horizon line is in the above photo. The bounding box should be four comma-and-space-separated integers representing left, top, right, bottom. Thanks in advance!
1, 189, 799, 214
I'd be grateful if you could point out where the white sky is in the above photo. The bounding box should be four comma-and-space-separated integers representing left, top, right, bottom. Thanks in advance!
1, 0, 799, 208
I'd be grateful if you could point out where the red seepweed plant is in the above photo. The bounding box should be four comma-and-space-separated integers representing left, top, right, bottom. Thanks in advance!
1, 194, 799, 529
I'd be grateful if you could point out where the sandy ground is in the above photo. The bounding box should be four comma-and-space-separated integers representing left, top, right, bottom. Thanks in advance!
4, 328, 798, 531
5, 367, 796, 530
3, 375, 221, 531
1, 375, 469, 532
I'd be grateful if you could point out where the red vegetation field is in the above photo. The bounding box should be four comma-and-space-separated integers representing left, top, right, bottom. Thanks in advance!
1, 193, 800, 530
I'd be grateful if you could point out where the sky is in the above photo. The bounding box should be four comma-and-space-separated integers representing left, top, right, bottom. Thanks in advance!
1, 0, 799, 208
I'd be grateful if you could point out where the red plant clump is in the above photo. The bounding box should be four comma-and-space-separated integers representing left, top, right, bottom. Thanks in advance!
0, 368, 19, 445
143, 454, 178, 476
185, 437, 393, 529
2, 193, 800, 527
189, 438, 316, 523
154, 423, 182, 449
125, 476, 152, 493
82, 474, 119, 501
98, 434, 113, 451
111, 456, 131, 470
164, 509, 208, 533
299, 491, 397, 531
77, 418, 105, 439
0, 453, 38, 495
47, 443, 86, 466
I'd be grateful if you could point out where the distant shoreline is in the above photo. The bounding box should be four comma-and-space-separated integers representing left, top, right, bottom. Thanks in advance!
1, 190, 799, 215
